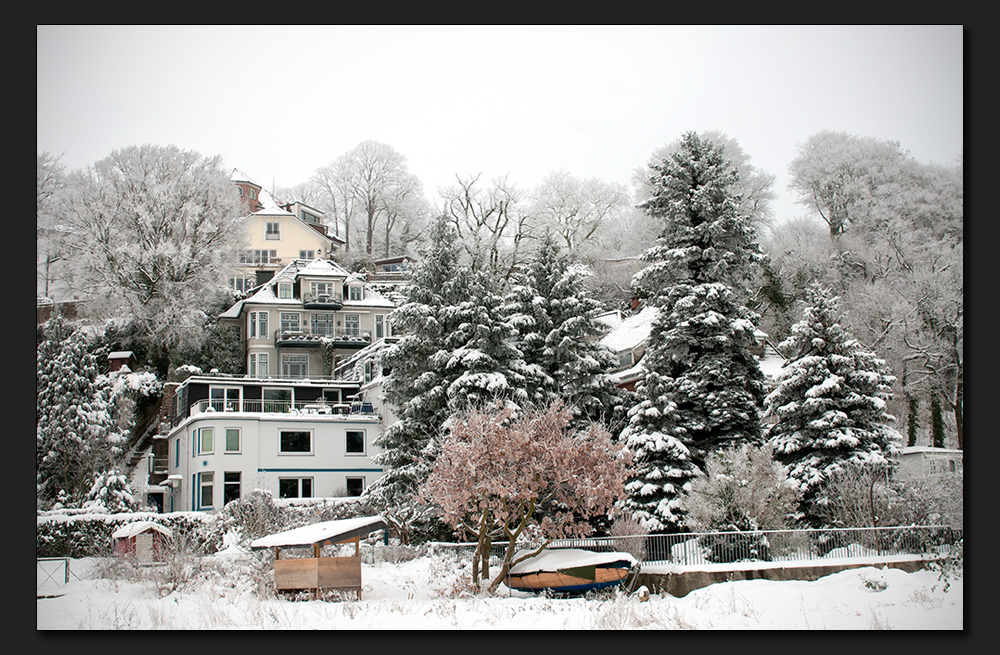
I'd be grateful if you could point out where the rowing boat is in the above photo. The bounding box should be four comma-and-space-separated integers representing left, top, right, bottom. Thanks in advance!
506, 548, 638, 594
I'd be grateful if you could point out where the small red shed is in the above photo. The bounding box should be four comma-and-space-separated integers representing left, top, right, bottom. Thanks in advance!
108, 351, 136, 373
112, 521, 172, 564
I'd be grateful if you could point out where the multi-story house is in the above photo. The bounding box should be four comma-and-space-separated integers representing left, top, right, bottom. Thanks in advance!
159, 373, 384, 512
220, 258, 396, 379
229, 169, 345, 292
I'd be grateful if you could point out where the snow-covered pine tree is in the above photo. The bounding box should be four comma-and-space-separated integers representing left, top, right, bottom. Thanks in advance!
367, 215, 529, 540
619, 132, 766, 534
84, 468, 139, 513
36, 321, 120, 506
503, 232, 623, 428
763, 283, 899, 526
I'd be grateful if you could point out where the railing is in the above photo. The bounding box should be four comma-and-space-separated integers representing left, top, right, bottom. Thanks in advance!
432, 526, 962, 568
302, 291, 344, 304
192, 398, 379, 417
274, 328, 372, 344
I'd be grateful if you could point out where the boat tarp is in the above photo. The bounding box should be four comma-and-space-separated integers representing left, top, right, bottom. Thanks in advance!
508, 548, 637, 575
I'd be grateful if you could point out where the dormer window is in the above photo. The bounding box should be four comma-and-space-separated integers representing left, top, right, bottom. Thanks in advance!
348, 285, 363, 301
250, 189, 257, 200
277, 282, 293, 299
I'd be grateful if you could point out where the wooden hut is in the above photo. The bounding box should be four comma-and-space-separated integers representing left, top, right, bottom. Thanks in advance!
112, 521, 172, 564
250, 516, 387, 600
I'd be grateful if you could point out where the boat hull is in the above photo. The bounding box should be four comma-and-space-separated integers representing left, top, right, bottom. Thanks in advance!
507, 566, 631, 593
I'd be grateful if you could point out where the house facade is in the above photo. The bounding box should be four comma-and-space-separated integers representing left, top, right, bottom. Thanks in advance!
160, 374, 385, 512
220, 258, 396, 380
229, 169, 345, 293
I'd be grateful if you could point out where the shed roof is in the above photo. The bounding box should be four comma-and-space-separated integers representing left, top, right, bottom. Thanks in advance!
112, 521, 173, 540
250, 516, 387, 550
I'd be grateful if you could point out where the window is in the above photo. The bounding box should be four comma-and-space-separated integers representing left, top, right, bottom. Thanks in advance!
229, 273, 255, 293
280, 312, 300, 333
300, 250, 315, 260
174, 437, 180, 468
279, 478, 313, 499
265, 221, 281, 240
302, 210, 319, 224
250, 311, 269, 339
249, 354, 256, 377
346, 430, 365, 455
258, 353, 269, 379
199, 427, 214, 454
277, 282, 293, 300
346, 477, 365, 497
249, 189, 257, 200
223, 472, 241, 504
618, 350, 634, 368
263, 387, 291, 412
241, 250, 278, 265
280, 429, 312, 454
210, 387, 240, 412
348, 286, 363, 301
375, 315, 384, 339
364, 360, 373, 383
344, 314, 360, 337
310, 281, 333, 298
199, 472, 214, 508
282, 353, 308, 379
311, 313, 335, 336
225, 428, 241, 452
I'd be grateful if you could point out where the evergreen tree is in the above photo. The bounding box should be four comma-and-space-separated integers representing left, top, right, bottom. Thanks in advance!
36, 322, 123, 505
504, 233, 624, 428
763, 283, 899, 526
620, 132, 766, 534
84, 468, 139, 513
367, 215, 529, 540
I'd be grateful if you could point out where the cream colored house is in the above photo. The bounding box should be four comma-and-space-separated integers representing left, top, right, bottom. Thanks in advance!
229, 169, 345, 292
220, 258, 396, 380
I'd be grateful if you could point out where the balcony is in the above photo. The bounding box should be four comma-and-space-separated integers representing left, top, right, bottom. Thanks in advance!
302, 291, 343, 310
189, 398, 379, 419
274, 328, 372, 349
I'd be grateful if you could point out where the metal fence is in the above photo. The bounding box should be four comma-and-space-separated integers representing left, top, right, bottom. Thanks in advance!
37, 557, 73, 595
429, 525, 962, 568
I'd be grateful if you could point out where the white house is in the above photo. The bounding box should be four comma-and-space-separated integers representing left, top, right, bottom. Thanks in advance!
161, 374, 385, 512
896, 446, 964, 481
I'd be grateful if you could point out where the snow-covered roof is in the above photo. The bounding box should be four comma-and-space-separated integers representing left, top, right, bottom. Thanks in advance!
600, 305, 658, 352
508, 548, 637, 575
112, 521, 173, 539
250, 516, 387, 550
900, 446, 964, 456
107, 351, 134, 359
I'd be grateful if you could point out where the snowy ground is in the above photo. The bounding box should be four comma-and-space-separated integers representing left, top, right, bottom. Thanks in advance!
37, 548, 962, 630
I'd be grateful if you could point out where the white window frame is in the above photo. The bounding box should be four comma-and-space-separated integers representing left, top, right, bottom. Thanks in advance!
348, 285, 363, 301
311, 313, 335, 336
300, 250, 315, 260
346, 429, 366, 456
225, 427, 241, 453
277, 283, 293, 300
198, 427, 214, 455
344, 314, 360, 337
281, 353, 308, 379
278, 477, 313, 499
345, 477, 365, 497
279, 429, 313, 455
223, 471, 241, 505
265, 221, 281, 240
210, 387, 241, 412
258, 353, 269, 379
199, 472, 215, 509
375, 314, 384, 339
280, 312, 300, 333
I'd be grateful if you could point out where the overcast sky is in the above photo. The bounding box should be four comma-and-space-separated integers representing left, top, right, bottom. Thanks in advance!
37, 25, 964, 224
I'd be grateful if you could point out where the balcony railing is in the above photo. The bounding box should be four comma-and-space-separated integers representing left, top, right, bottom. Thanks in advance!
191, 398, 379, 418
302, 291, 344, 309
274, 328, 372, 346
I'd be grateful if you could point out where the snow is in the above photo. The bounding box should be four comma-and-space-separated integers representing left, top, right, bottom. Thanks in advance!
249, 516, 387, 549
36, 550, 962, 629
110, 520, 172, 540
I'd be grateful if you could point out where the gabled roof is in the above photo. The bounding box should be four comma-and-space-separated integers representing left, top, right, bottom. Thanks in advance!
599, 305, 657, 352
250, 516, 388, 549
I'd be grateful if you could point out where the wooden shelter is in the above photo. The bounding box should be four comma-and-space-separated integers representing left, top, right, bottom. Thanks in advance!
112, 521, 172, 564
250, 516, 387, 600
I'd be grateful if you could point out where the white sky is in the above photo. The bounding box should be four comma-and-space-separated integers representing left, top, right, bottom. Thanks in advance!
37, 25, 964, 223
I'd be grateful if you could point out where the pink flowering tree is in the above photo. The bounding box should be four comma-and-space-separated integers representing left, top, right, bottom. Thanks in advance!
420, 401, 630, 592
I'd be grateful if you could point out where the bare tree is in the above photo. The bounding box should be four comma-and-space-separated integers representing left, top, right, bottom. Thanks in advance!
437, 173, 531, 282
527, 170, 631, 253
